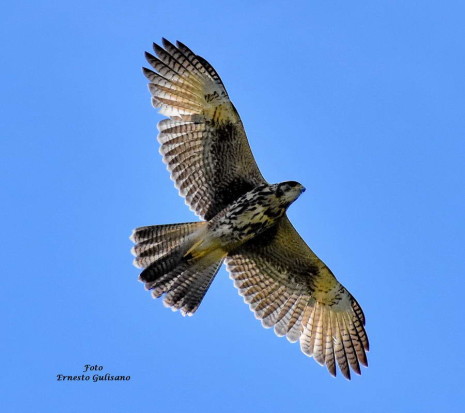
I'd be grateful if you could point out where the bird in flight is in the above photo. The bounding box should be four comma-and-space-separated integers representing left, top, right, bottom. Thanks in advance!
131, 39, 369, 379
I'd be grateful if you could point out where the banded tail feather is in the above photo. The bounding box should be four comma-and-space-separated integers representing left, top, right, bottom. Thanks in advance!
131, 221, 226, 316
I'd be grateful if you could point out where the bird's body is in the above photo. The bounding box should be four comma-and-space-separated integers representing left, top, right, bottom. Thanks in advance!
131, 39, 369, 379
207, 181, 305, 247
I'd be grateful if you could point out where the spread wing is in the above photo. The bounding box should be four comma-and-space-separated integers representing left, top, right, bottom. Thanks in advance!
144, 39, 267, 220
225, 216, 369, 379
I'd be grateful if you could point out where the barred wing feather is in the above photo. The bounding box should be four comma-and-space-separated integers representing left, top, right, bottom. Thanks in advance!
225, 216, 369, 379
145, 39, 266, 220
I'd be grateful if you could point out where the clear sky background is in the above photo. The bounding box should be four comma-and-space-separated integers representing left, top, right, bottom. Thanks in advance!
2, 1, 465, 412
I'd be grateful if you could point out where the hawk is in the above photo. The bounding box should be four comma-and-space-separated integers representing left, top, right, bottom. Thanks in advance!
131, 39, 369, 379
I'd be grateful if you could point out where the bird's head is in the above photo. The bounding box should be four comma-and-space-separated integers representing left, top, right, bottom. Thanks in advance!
274, 181, 306, 207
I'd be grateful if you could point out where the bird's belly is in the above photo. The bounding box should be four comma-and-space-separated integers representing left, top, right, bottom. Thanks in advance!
210, 208, 279, 250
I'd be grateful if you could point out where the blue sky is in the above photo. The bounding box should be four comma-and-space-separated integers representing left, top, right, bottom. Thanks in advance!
2, 1, 465, 411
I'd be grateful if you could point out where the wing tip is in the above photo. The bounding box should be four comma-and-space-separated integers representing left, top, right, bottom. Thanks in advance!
152, 41, 163, 55
129, 229, 136, 243
145, 50, 156, 62
161, 37, 174, 50
142, 66, 155, 79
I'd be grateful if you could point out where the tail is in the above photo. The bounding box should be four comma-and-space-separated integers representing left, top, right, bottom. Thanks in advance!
130, 221, 226, 316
